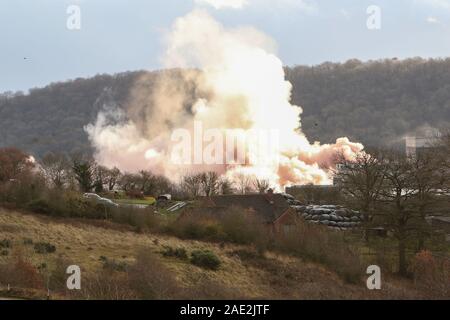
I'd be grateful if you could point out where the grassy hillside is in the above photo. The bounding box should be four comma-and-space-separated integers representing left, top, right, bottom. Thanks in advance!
0, 209, 424, 300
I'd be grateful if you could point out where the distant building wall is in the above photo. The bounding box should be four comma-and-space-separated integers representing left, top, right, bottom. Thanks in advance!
405, 136, 440, 157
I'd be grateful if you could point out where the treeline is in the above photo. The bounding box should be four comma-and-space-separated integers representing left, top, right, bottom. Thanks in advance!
335, 137, 450, 277
0, 147, 271, 206
2, 58, 450, 157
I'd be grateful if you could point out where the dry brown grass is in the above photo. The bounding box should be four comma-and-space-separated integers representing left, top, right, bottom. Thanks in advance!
0, 208, 426, 300
410, 251, 450, 298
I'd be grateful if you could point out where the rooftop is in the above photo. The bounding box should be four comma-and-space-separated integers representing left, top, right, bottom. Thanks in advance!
199, 193, 291, 223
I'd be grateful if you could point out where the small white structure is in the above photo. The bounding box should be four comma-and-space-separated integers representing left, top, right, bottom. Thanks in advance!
83, 193, 118, 207
157, 194, 172, 201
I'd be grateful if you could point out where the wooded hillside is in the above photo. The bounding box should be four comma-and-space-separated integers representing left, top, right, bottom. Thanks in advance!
1, 58, 450, 158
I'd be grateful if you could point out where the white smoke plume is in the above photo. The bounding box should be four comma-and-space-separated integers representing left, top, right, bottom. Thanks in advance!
86, 9, 364, 189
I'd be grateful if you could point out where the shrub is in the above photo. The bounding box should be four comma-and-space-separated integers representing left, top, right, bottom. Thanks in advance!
190, 250, 221, 270
128, 249, 180, 299
24, 188, 168, 227
169, 213, 224, 241
0, 239, 12, 249
77, 272, 137, 300
109, 206, 161, 232
273, 222, 362, 284
71, 250, 182, 300
27, 198, 52, 214
161, 246, 188, 260
218, 208, 270, 252
23, 238, 33, 245
102, 258, 128, 272
0, 253, 44, 289
230, 249, 264, 262
0, 172, 46, 207
65, 192, 105, 219
48, 256, 76, 294
126, 189, 144, 199
33, 242, 56, 254
411, 250, 450, 298
24, 189, 106, 220
169, 208, 269, 252
219, 208, 260, 244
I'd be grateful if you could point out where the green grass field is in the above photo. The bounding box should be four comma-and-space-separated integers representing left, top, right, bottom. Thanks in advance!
114, 198, 156, 206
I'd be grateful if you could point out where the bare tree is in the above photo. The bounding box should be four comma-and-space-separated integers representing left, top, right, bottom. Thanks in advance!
408, 151, 444, 251
336, 148, 445, 276
375, 151, 419, 276
41, 153, 70, 189
235, 173, 252, 194
139, 170, 154, 193
152, 175, 173, 196
136, 171, 172, 196
119, 173, 140, 192
200, 171, 220, 197
104, 167, 122, 191
181, 173, 202, 198
334, 150, 387, 224
253, 177, 270, 194
0, 147, 35, 183
219, 177, 234, 195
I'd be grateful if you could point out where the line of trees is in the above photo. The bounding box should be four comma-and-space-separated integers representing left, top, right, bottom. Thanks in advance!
335, 135, 450, 276
40, 153, 176, 197
0, 148, 273, 200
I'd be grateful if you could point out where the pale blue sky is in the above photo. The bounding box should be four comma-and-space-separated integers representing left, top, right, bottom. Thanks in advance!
1, 0, 450, 92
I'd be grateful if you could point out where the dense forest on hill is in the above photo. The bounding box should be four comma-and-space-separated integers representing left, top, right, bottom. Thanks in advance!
288, 58, 450, 147
1, 58, 450, 158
